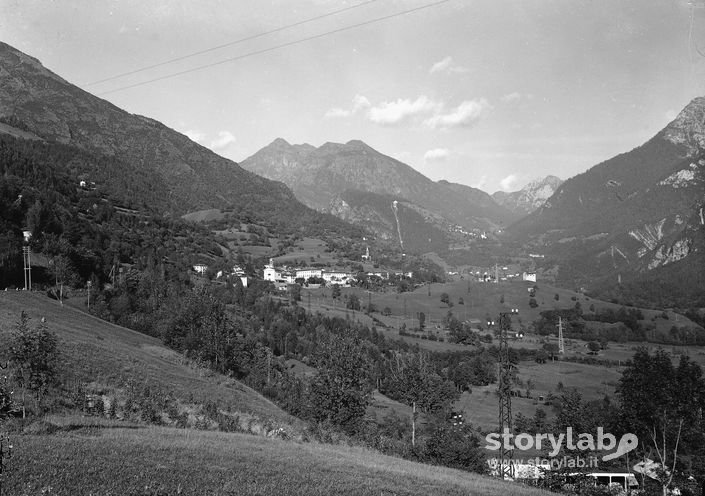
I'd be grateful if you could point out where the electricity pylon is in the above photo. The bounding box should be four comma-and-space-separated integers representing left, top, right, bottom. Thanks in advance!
498, 308, 518, 479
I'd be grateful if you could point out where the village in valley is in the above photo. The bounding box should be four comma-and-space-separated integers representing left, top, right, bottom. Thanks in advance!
2, 2, 705, 495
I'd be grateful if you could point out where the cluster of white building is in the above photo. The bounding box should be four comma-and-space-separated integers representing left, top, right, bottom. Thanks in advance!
262, 259, 413, 288
192, 263, 249, 287
263, 259, 354, 286
192, 258, 415, 290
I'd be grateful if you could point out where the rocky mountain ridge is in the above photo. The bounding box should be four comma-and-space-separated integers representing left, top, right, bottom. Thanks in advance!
492, 175, 563, 215
240, 138, 519, 237
507, 97, 705, 303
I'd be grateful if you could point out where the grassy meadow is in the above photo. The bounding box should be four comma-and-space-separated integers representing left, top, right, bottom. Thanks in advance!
300, 277, 704, 432
3, 416, 551, 496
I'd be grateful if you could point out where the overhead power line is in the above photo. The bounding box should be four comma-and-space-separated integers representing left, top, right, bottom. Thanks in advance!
95, 0, 451, 96
85, 0, 379, 87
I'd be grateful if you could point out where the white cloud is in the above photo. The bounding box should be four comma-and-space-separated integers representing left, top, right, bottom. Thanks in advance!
184, 129, 206, 144
501, 92, 521, 103
324, 107, 352, 118
368, 95, 439, 126
500, 174, 520, 192
429, 56, 469, 75
424, 148, 450, 161
210, 131, 236, 150
471, 175, 488, 191
329, 94, 489, 130
352, 94, 371, 112
424, 99, 490, 130
324, 94, 370, 119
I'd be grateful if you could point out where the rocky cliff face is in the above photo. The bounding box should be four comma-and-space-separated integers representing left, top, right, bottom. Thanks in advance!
492, 175, 563, 215
507, 97, 705, 296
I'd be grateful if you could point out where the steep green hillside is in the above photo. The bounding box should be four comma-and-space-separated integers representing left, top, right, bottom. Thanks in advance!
0, 291, 293, 423
330, 189, 449, 254
0, 41, 352, 235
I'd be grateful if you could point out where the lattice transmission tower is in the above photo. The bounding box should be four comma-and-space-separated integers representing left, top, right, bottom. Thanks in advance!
497, 308, 518, 479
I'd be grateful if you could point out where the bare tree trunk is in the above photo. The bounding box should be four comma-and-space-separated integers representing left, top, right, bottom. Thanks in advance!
411, 401, 416, 447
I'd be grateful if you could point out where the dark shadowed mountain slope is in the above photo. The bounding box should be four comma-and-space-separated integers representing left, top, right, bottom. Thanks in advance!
328, 190, 449, 254
492, 175, 563, 215
506, 97, 705, 302
0, 42, 319, 227
240, 139, 519, 232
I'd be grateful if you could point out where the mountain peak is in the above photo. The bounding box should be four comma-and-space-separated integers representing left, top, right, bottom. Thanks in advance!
269, 137, 291, 147
662, 96, 705, 153
241, 137, 518, 230
492, 175, 563, 215
345, 139, 372, 150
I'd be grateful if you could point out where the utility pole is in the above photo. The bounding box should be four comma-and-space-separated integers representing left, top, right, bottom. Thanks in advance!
87, 281, 92, 312
497, 308, 518, 480
22, 246, 31, 290
557, 316, 565, 354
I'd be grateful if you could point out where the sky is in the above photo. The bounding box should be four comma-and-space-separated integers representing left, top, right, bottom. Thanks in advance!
1, 0, 705, 193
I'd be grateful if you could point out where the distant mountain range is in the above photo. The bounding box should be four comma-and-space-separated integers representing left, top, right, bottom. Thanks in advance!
0, 42, 324, 230
240, 138, 519, 243
492, 176, 563, 215
2, 41, 702, 307
507, 97, 705, 306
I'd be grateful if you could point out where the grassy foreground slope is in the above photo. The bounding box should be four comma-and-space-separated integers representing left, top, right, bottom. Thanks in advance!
0, 291, 293, 424
6, 417, 549, 496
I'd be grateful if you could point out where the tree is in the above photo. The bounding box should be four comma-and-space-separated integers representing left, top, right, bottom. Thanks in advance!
289, 283, 302, 304
422, 422, 486, 472
346, 294, 361, 311
0, 372, 19, 420
307, 334, 372, 434
458, 297, 464, 305
47, 254, 78, 306
418, 312, 426, 330
617, 349, 705, 495
554, 293, 560, 301
529, 298, 538, 308
383, 352, 459, 447
535, 349, 548, 364
587, 341, 601, 354
440, 292, 450, 307
9, 312, 60, 417
543, 342, 559, 361
331, 284, 341, 300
